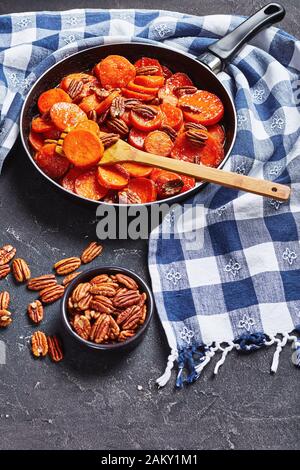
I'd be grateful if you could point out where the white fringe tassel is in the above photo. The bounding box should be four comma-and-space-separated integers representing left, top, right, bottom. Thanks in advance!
156, 331, 299, 387
214, 342, 237, 375
156, 349, 178, 387
195, 344, 219, 374
271, 334, 289, 373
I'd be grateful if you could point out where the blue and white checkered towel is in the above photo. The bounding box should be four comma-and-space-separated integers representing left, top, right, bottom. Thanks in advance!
147, 14, 300, 386
0, 9, 299, 386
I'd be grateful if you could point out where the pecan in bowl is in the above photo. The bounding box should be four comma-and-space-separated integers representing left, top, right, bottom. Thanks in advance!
61, 267, 154, 351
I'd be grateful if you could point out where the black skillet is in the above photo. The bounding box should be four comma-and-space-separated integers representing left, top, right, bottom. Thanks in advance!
20, 3, 285, 206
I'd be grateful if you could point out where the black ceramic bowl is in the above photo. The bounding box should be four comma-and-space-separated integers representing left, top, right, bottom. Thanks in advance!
61, 266, 154, 351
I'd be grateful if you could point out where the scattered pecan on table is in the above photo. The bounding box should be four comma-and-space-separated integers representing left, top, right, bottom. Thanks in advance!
0, 240, 104, 361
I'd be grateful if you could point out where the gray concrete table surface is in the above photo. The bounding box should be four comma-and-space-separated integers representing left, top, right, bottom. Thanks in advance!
0, 0, 299, 451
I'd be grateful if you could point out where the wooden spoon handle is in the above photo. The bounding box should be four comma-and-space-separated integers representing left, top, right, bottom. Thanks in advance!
134, 152, 290, 202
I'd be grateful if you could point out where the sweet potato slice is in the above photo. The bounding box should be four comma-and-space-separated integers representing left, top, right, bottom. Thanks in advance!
150, 168, 181, 183
31, 117, 54, 134
130, 107, 162, 131
171, 131, 224, 166
121, 88, 154, 101
127, 177, 157, 203
179, 90, 224, 126
50, 102, 88, 131
166, 72, 194, 91
38, 88, 71, 114
207, 124, 226, 146
120, 162, 152, 177
61, 167, 84, 192
160, 102, 183, 130
127, 81, 159, 95
157, 86, 178, 106
180, 174, 196, 193
29, 131, 44, 151
75, 169, 108, 200
43, 128, 61, 140
144, 130, 173, 157
62, 129, 104, 168
134, 75, 164, 88
155, 172, 183, 199
95, 55, 136, 89
128, 128, 148, 150
97, 165, 129, 190
79, 94, 101, 114
75, 120, 100, 136
35, 144, 69, 180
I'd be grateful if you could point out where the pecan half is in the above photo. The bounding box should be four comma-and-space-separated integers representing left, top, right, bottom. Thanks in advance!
184, 122, 207, 132
91, 86, 110, 100
149, 97, 161, 106
173, 85, 198, 97
77, 293, 93, 311
47, 335, 64, 362
110, 96, 125, 118
68, 79, 84, 99
185, 129, 208, 146
0, 309, 12, 328
132, 104, 158, 119
97, 108, 110, 125
118, 330, 135, 342
113, 289, 140, 308
90, 274, 112, 285
54, 257, 81, 275
117, 305, 140, 330
27, 274, 57, 291
136, 65, 160, 75
62, 271, 81, 287
103, 191, 119, 204
0, 245, 16, 265
12, 258, 31, 283
109, 315, 120, 340
115, 273, 138, 290
138, 292, 147, 308
0, 264, 10, 279
81, 242, 103, 264
88, 110, 97, 122
67, 296, 78, 316
157, 178, 184, 198
84, 309, 101, 321
124, 98, 141, 109
0, 291, 10, 310
73, 315, 91, 340
160, 125, 177, 141
106, 118, 129, 136
39, 284, 64, 304
90, 295, 114, 314
118, 189, 142, 205
90, 283, 117, 297
100, 133, 120, 149
71, 282, 91, 303
31, 331, 48, 357
27, 300, 44, 324
90, 314, 110, 343
139, 304, 147, 325
180, 103, 201, 113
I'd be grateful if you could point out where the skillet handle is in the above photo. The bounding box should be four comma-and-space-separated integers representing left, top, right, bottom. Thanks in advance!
198, 3, 285, 73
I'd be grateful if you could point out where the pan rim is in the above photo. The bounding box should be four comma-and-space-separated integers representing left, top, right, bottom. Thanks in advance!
20, 41, 237, 208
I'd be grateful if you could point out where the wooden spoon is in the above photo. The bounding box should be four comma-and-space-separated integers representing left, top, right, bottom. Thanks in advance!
100, 139, 290, 201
